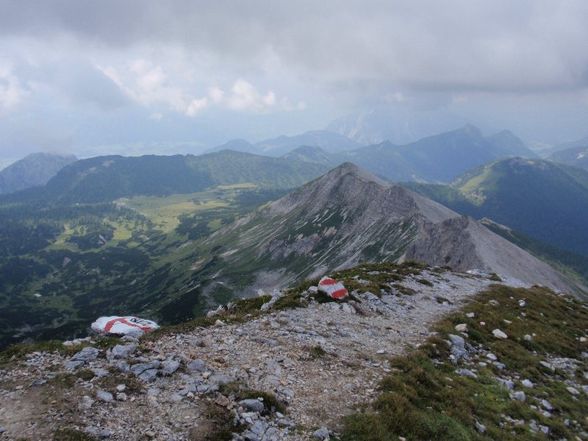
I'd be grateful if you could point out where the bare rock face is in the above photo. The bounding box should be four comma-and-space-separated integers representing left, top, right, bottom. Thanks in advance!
404, 216, 572, 292
202, 163, 576, 294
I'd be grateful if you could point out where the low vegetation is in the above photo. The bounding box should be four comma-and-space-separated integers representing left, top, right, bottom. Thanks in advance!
340, 284, 588, 440
52, 428, 96, 441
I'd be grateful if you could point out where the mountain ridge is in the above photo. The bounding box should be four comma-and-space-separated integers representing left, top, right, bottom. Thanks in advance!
1, 150, 328, 204
195, 162, 574, 295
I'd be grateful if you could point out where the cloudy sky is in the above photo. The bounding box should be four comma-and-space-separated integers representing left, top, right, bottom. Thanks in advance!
1, 0, 587, 162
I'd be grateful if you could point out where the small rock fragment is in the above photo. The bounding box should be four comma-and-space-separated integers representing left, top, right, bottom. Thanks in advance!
492, 329, 508, 339
187, 359, 207, 373
239, 399, 265, 413
541, 399, 554, 411
511, 391, 526, 401
456, 369, 477, 379
521, 379, 534, 388
109, 344, 137, 360
96, 390, 113, 403
566, 386, 579, 395
454, 323, 468, 332
313, 427, 330, 440
161, 359, 180, 376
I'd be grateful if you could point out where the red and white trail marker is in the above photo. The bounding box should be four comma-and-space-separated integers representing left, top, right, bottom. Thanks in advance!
91, 316, 159, 336
318, 276, 349, 300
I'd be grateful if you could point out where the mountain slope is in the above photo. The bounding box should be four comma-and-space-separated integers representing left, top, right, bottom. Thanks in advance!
487, 129, 536, 157
281, 145, 337, 166
194, 162, 573, 294
7, 151, 328, 204
408, 158, 588, 257
549, 145, 588, 171
0, 152, 77, 194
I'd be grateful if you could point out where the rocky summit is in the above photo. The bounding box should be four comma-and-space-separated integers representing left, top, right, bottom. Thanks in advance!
201, 162, 574, 296
0, 262, 586, 440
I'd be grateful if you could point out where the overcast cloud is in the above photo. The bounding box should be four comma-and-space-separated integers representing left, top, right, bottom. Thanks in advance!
0, 0, 587, 160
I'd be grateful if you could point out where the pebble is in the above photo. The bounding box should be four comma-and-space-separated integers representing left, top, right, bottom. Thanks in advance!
240, 399, 265, 413
96, 390, 114, 403
454, 323, 467, 332
492, 329, 508, 339
313, 427, 330, 440
540, 361, 555, 372
161, 359, 180, 376
511, 391, 526, 401
187, 359, 207, 373
521, 379, 534, 388
456, 369, 477, 379
139, 369, 158, 382
541, 399, 554, 411
566, 386, 579, 395
109, 344, 137, 360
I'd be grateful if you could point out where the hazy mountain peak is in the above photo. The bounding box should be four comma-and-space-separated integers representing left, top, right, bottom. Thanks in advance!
326, 161, 382, 180
458, 124, 483, 137
0, 152, 77, 195
207, 138, 257, 154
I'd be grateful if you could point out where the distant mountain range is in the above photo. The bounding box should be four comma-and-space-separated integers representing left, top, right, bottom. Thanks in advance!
0, 152, 77, 195
209, 130, 361, 157
408, 158, 588, 258
276, 125, 537, 183
3, 150, 328, 204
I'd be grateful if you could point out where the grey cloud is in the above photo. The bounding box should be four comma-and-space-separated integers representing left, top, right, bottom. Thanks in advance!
1, 0, 587, 94
46, 62, 130, 110
1, 0, 588, 157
